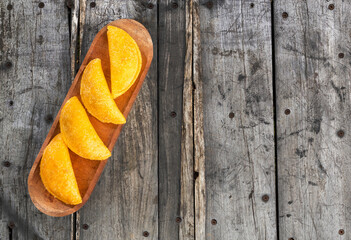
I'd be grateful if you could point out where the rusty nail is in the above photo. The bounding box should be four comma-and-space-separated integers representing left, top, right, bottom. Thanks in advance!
38, 2, 45, 8
9, 100, 14, 106
339, 229, 345, 235
250, 3, 254, 8
7, 4, 13, 10
337, 130, 344, 138
282, 12, 288, 18
170, 111, 177, 118
66, 0, 74, 8
229, 112, 235, 119
6, 61, 12, 68
328, 4, 335, 10
338, 53, 344, 58
143, 231, 149, 237
8, 222, 15, 229
147, 3, 154, 9
82, 224, 89, 230
3, 161, 11, 167
262, 194, 269, 202
172, 2, 178, 9
206, 1, 213, 9
90, 2, 96, 8
176, 217, 182, 223
285, 109, 291, 115
211, 219, 217, 225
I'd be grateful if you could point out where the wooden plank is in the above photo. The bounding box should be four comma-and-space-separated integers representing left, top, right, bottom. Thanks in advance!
77, 1, 158, 239
158, 1, 189, 240
0, 0, 73, 239
199, 0, 277, 239
193, 1, 206, 239
275, 0, 351, 239
180, 0, 195, 238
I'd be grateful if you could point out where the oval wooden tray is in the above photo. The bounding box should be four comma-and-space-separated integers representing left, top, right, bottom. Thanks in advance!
27, 19, 153, 217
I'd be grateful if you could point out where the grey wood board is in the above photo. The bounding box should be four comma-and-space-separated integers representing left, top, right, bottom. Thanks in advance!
0, 0, 73, 239
199, 0, 277, 239
77, 1, 158, 239
158, 1, 187, 240
274, 0, 351, 239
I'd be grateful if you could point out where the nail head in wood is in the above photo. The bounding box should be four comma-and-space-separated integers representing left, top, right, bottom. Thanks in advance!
328, 4, 335, 10
338, 53, 344, 58
8, 222, 15, 229
6, 61, 12, 68
211, 219, 217, 225
9, 100, 14, 106
288, 238, 294, 240
284, 109, 291, 115
37, 35, 44, 45
3, 161, 11, 167
337, 130, 344, 138
339, 229, 345, 235
143, 231, 149, 237
7, 4, 13, 10
82, 224, 89, 230
206, 1, 213, 9
170, 111, 177, 118
66, 0, 74, 9
38, 2, 45, 8
250, 3, 254, 8
282, 12, 288, 19
147, 3, 154, 9
229, 112, 235, 119
90, 2, 96, 8
172, 2, 178, 9
262, 194, 269, 202
45, 114, 53, 124
175, 217, 182, 223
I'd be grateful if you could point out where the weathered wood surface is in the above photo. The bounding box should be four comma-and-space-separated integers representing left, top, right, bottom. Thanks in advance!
181, 0, 195, 239
275, 0, 351, 239
77, 1, 158, 240
193, 1, 206, 239
0, 1, 74, 239
199, 0, 277, 239
158, 1, 188, 240
4, 0, 351, 239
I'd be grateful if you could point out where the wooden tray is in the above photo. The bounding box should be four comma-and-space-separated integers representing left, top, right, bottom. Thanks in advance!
27, 19, 153, 217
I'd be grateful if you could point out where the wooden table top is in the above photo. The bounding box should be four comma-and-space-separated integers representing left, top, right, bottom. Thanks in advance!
1, 0, 350, 239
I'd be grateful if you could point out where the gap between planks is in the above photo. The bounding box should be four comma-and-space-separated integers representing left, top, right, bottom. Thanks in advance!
68, 0, 81, 239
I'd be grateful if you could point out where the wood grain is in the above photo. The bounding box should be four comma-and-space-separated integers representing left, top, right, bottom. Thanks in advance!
7, 0, 351, 239
158, 1, 188, 239
193, 1, 206, 239
180, 0, 195, 238
77, 1, 158, 239
274, 0, 351, 239
0, 0, 72, 239
199, 0, 277, 239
